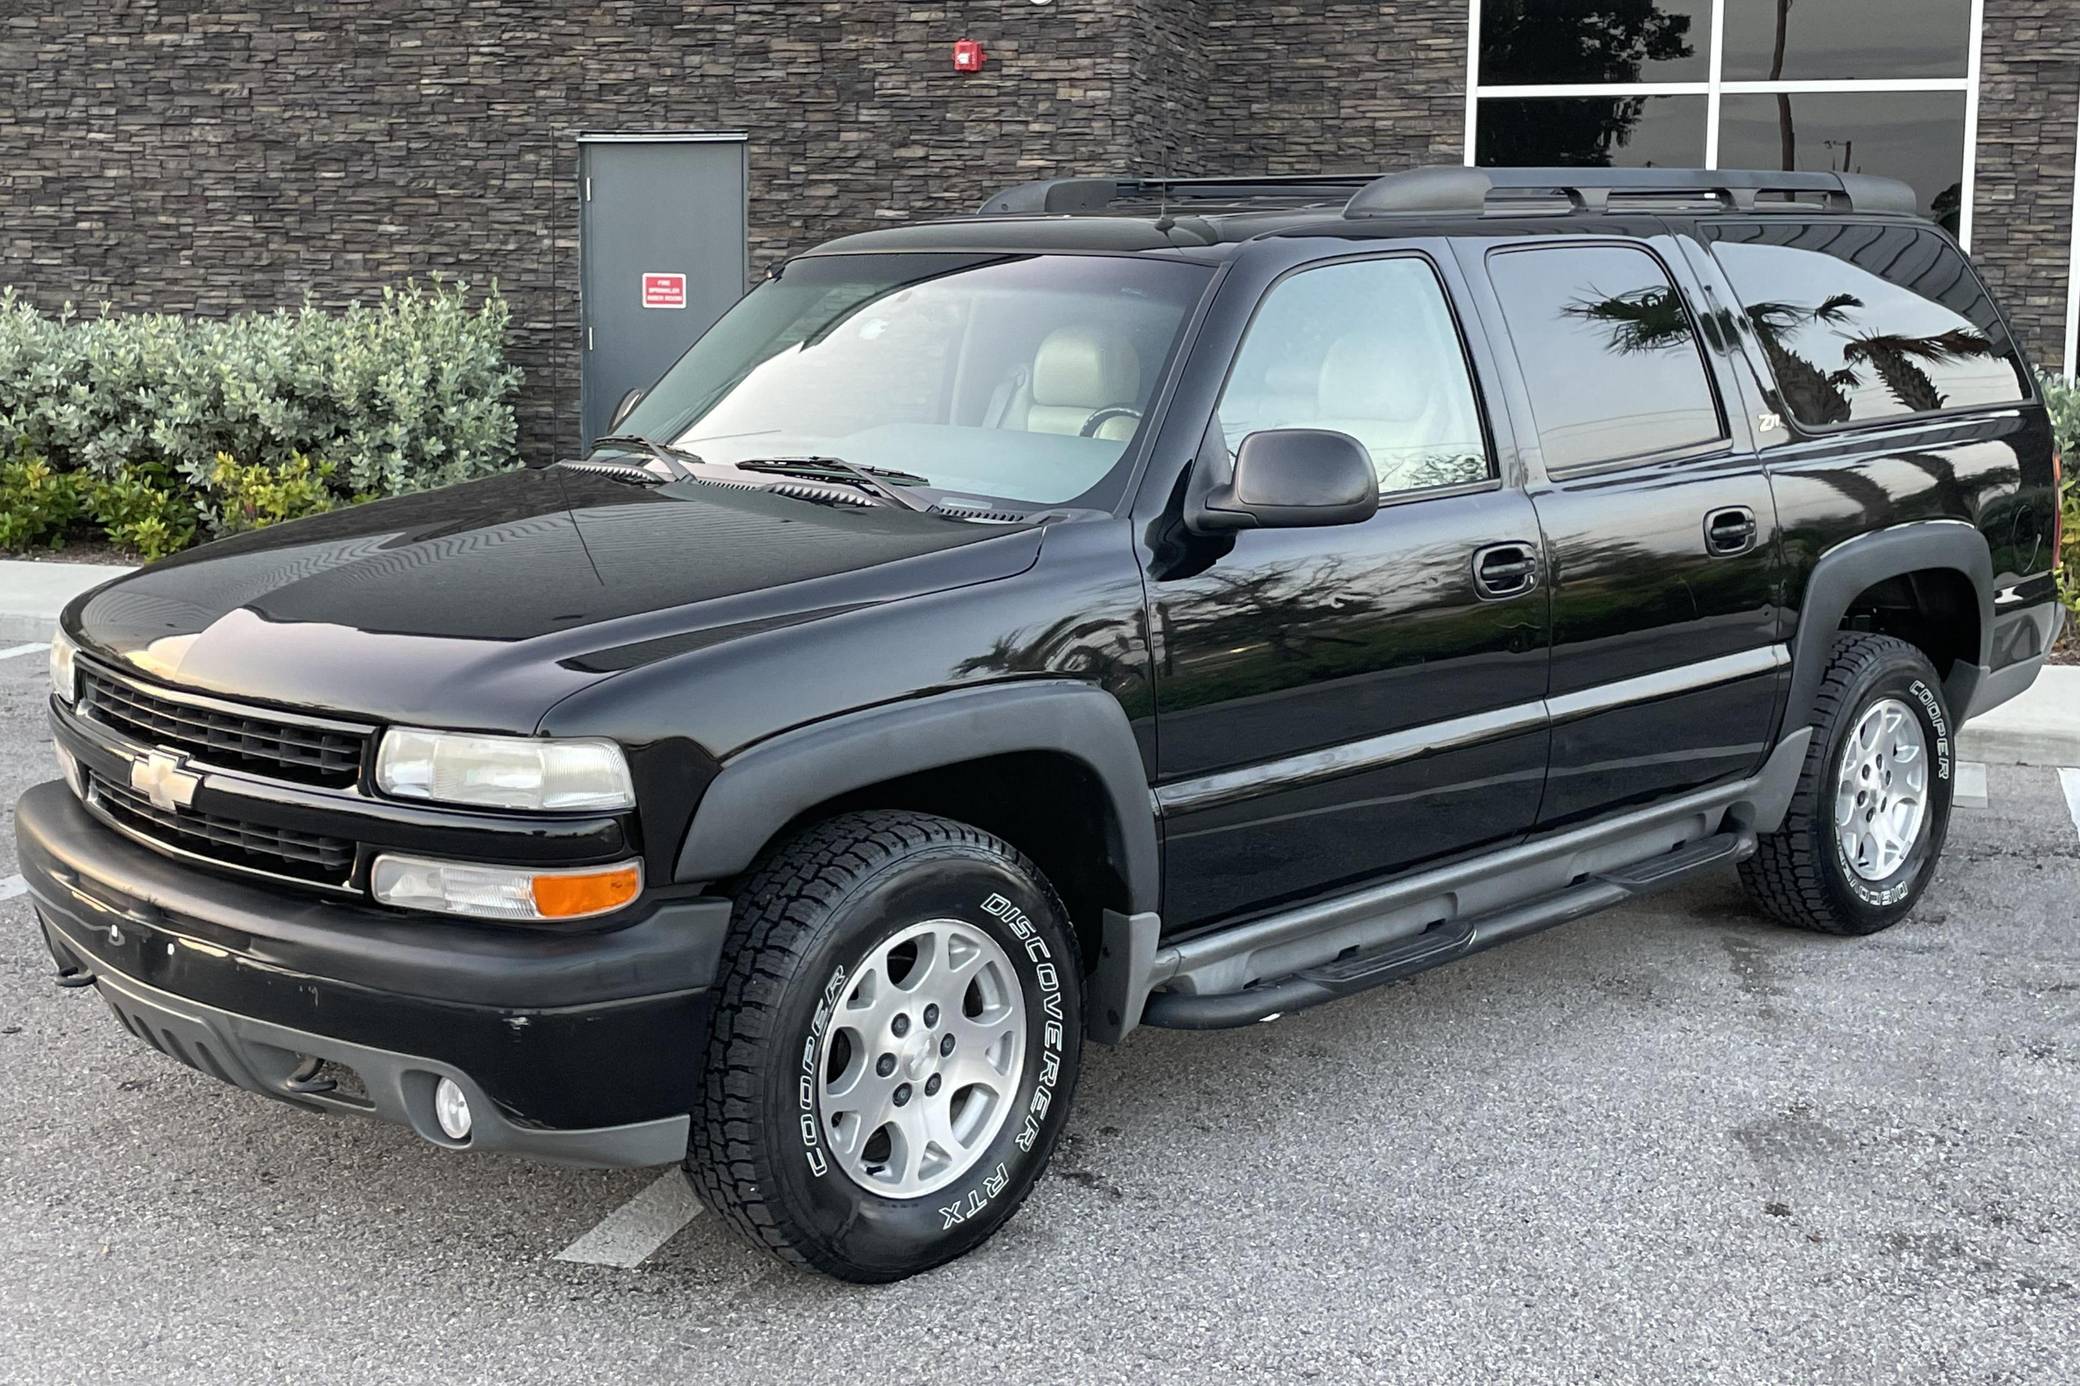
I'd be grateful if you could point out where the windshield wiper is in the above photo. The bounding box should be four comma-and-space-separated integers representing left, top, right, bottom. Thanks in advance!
732, 456, 933, 512
589, 433, 705, 480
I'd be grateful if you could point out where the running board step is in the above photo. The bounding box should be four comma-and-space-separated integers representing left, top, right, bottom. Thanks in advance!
1141, 829, 1756, 1031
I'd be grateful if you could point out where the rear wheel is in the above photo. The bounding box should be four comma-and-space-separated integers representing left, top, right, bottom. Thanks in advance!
1740, 633, 1956, 935
685, 811, 1082, 1282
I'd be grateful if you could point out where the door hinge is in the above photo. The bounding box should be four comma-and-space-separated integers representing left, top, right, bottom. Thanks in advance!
587, 327, 594, 351
584, 176, 592, 202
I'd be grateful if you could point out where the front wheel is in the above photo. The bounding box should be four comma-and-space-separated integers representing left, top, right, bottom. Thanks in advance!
685, 811, 1083, 1282
1739, 633, 1956, 935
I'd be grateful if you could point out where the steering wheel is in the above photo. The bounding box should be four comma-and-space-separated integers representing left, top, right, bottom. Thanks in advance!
1080, 407, 1143, 439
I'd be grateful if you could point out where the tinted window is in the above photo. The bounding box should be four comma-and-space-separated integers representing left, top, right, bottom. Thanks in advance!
1721, 0, 1970, 81
1476, 95, 1707, 169
1717, 91, 1967, 234
1479, 0, 1709, 84
1487, 245, 1724, 471
1218, 258, 1490, 496
1708, 223, 2028, 427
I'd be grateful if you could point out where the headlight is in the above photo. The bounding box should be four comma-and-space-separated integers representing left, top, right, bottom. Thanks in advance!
374, 729, 635, 812
369, 853, 643, 922
49, 630, 78, 706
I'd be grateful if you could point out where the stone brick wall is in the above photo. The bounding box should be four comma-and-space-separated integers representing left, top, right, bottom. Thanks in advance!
1199, 0, 1469, 175
0, 1, 1143, 459
1973, 4, 2080, 372
2, 0, 2073, 470
1119, 0, 1215, 177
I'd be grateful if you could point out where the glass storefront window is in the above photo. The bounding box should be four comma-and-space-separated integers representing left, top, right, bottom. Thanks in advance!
1720, 0, 1972, 82
1469, 0, 1977, 243
1475, 96, 1708, 169
1478, 0, 1712, 85
1717, 91, 1968, 233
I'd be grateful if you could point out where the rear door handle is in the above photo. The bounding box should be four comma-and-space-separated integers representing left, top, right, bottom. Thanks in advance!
1472, 541, 1540, 600
1704, 506, 1759, 557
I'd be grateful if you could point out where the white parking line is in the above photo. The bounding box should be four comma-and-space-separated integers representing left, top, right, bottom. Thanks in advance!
1954, 761, 1989, 809
2059, 768, 2080, 844
0, 642, 50, 662
554, 1170, 703, 1269
0, 875, 26, 903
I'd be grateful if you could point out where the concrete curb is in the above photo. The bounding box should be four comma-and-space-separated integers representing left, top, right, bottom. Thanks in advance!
0, 559, 135, 644
1958, 664, 2080, 768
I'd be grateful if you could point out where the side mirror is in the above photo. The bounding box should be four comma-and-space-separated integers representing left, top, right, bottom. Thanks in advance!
608, 387, 644, 431
1188, 428, 1379, 533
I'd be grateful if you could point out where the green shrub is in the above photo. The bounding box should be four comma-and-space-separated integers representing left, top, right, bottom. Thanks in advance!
0, 279, 520, 558
0, 456, 81, 551
205, 452, 338, 536
0, 279, 519, 492
82, 461, 198, 560
2037, 370, 2080, 622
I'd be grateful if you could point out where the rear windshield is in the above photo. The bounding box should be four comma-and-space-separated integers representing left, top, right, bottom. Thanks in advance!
1706, 222, 2028, 429
617, 252, 1213, 508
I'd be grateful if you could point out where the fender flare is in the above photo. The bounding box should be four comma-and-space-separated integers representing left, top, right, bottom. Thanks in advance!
674, 680, 1161, 918
1785, 519, 1993, 732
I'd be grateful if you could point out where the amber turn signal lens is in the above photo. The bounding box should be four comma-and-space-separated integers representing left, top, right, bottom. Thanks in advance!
530, 863, 643, 919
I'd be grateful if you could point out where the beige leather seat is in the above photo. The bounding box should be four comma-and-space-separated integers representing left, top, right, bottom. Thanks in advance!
1310, 331, 1485, 490
1011, 327, 1142, 440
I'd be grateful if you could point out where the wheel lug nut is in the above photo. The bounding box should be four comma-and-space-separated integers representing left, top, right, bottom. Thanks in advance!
893, 1082, 912, 1106
922, 1003, 940, 1028
876, 1053, 896, 1077
924, 1074, 941, 1097
892, 1014, 910, 1037
940, 1033, 955, 1056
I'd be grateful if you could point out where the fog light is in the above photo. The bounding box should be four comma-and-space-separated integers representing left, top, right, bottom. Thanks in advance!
369, 853, 642, 922
433, 1077, 473, 1140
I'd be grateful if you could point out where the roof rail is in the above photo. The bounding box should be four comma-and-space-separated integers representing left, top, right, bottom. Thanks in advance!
977, 166, 1924, 222
977, 173, 1378, 216
1343, 166, 1921, 218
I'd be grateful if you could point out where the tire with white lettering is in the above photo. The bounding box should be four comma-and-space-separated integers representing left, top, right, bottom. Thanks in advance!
1739, 633, 1955, 935
684, 810, 1082, 1283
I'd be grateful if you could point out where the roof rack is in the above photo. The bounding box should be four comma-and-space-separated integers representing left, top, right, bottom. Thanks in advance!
977, 173, 1378, 216
977, 165, 1922, 221
1344, 166, 1920, 217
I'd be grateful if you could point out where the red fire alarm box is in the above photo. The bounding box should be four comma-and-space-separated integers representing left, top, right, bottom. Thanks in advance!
952, 38, 985, 73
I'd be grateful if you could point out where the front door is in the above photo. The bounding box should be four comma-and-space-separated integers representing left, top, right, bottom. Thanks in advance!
1146, 252, 1552, 932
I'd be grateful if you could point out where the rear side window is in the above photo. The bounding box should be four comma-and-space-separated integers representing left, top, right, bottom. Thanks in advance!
1708, 222, 2028, 428
1486, 244, 1725, 473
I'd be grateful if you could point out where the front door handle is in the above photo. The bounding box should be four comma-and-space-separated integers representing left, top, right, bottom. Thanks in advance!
1472, 541, 1540, 601
1704, 506, 1759, 557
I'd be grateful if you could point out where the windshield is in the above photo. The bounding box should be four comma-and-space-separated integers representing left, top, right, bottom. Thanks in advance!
615, 252, 1213, 507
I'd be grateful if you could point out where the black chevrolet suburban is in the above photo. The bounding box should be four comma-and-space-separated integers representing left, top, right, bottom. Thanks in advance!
17, 166, 2064, 1282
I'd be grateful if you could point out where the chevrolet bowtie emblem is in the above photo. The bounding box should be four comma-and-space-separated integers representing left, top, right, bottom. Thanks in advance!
131, 750, 202, 813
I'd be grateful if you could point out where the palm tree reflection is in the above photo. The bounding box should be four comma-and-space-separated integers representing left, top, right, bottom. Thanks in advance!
1563, 282, 1999, 422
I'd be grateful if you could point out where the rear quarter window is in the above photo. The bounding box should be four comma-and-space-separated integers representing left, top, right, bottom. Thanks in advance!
1706, 222, 2029, 428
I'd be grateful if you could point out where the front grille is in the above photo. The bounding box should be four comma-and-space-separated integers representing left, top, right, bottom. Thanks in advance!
88, 769, 356, 886
80, 667, 369, 787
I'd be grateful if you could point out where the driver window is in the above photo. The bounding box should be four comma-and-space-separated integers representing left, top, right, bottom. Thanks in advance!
1218, 257, 1491, 495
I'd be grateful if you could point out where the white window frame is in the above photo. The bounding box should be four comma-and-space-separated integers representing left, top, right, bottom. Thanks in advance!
1464, 0, 1986, 248
2066, 94, 2080, 378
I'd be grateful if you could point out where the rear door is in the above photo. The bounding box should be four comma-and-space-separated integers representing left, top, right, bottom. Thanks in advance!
1462, 230, 1787, 828
1144, 245, 1551, 933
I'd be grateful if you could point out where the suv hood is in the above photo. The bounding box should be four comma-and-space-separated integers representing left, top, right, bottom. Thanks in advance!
66, 468, 1043, 732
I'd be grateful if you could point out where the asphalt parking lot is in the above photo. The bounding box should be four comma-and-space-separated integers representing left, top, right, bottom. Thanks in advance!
1, 644, 2076, 1385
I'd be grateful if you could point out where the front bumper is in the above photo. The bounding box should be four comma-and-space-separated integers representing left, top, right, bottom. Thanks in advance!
16, 780, 729, 1167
